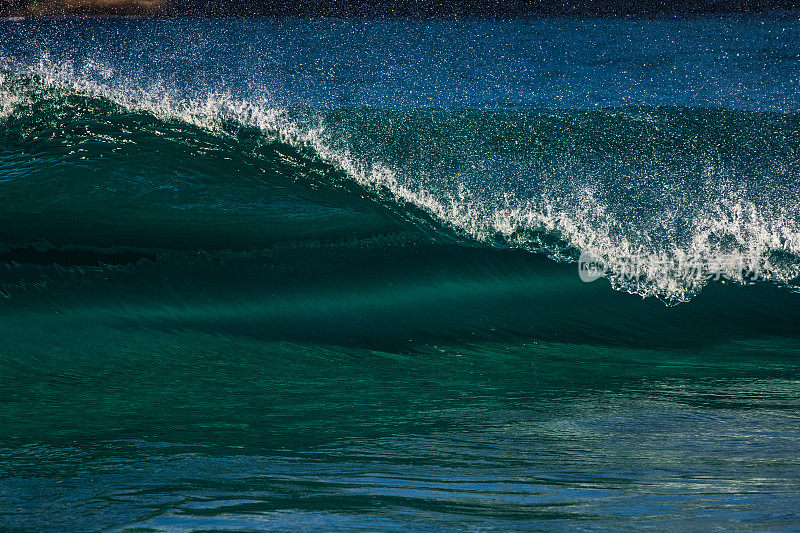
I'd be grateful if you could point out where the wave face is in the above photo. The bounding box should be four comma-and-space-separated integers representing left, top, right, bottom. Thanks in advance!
2, 17, 800, 532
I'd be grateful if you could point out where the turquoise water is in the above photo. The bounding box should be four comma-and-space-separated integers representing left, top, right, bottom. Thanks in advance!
1, 16, 800, 530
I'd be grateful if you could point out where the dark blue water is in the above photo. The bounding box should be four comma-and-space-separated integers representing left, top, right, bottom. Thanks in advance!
1, 15, 800, 531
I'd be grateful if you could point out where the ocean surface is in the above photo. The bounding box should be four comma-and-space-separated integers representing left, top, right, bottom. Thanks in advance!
1, 15, 800, 531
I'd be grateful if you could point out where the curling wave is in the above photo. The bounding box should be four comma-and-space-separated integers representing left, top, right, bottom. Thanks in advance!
1, 63, 800, 303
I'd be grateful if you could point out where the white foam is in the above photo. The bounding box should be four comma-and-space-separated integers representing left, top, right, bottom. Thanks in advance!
0, 71, 27, 120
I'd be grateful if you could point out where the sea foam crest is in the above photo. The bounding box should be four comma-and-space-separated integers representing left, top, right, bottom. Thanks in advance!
0, 71, 28, 120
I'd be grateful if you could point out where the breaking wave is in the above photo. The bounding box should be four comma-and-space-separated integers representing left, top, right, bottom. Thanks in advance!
1, 58, 800, 303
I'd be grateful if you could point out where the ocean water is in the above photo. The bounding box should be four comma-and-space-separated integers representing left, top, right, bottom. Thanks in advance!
1, 15, 800, 531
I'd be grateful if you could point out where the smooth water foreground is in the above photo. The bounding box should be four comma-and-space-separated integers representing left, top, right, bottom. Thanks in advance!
1, 15, 800, 531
